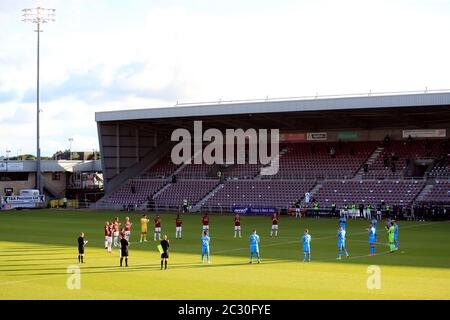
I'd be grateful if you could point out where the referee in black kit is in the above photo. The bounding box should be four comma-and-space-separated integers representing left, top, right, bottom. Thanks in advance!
120, 236, 129, 267
77, 232, 88, 263
160, 235, 170, 270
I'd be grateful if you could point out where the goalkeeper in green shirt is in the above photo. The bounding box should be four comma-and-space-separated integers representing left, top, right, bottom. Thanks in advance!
387, 222, 396, 253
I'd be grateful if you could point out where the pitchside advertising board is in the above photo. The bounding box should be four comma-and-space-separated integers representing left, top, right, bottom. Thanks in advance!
279, 132, 328, 141
280, 132, 329, 142
1, 189, 45, 210
0, 162, 24, 171
402, 129, 446, 138
232, 207, 277, 215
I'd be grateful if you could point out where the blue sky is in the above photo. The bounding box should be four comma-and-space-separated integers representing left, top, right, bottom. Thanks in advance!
1, 0, 450, 157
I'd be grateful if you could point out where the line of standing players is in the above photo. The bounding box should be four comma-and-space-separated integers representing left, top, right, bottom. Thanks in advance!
77, 212, 398, 267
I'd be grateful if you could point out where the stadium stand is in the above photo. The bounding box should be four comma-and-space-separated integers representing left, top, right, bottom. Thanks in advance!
153, 179, 219, 208
273, 141, 378, 179
142, 154, 180, 178
427, 164, 450, 178
310, 179, 426, 208
175, 144, 263, 179
103, 179, 166, 205
427, 152, 450, 178
363, 139, 446, 179
224, 163, 261, 178
99, 138, 448, 211
420, 180, 450, 203
202, 180, 316, 210
95, 91, 450, 214
176, 164, 215, 178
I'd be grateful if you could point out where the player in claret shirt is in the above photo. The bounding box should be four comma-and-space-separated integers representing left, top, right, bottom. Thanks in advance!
104, 221, 109, 249
202, 213, 210, 234
234, 213, 241, 238
270, 213, 279, 237
124, 217, 132, 242
112, 217, 121, 247
154, 215, 162, 241
104, 221, 112, 253
175, 214, 182, 239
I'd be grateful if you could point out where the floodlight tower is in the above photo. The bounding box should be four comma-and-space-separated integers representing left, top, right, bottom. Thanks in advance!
22, 7, 56, 194
69, 138, 74, 160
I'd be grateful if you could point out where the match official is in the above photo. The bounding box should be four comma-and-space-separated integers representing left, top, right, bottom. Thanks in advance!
160, 235, 170, 270
77, 232, 88, 263
120, 236, 129, 267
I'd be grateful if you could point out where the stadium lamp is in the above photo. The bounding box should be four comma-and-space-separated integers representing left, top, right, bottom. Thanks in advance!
69, 138, 74, 160
22, 7, 56, 195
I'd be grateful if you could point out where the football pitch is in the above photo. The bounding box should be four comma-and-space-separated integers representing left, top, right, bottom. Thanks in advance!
0, 210, 449, 300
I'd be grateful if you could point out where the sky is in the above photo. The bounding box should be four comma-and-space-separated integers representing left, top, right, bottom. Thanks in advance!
1, 0, 450, 157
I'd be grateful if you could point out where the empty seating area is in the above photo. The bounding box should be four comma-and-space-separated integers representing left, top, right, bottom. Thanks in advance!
176, 164, 215, 178
223, 144, 270, 178
427, 155, 450, 178
427, 164, 450, 178
364, 139, 446, 179
312, 179, 426, 207
421, 181, 450, 203
141, 154, 179, 178
104, 179, 166, 205
273, 141, 377, 179
141, 140, 447, 180
153, 179, 219, 208
177, 144, 263, 178
223, 163, 261, 178
202, 180, 316, 209
179, 163, 261, 179
101, 139, 450, 209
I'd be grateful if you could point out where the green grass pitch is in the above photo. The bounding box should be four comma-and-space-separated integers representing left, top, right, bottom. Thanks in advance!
0, 210, 449, 299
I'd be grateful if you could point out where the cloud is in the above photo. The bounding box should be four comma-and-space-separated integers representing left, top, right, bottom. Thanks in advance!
21, 63, 182, 104
0, 90, 16, 103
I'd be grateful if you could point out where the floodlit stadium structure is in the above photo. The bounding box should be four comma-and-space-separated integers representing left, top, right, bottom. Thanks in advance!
94, 90, 450, 214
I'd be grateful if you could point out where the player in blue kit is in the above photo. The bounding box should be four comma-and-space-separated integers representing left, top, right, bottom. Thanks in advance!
393, 220, 399, 251
201, 230, 211, 264
385, 218, 392, 231
249, 229, 260, 264
368, 223, 376, 256
302, 229, 311, 262
337, 226, 349, 260
339, 216, 347, 230
371, 218, 378, 241
371, 217, 377, 227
